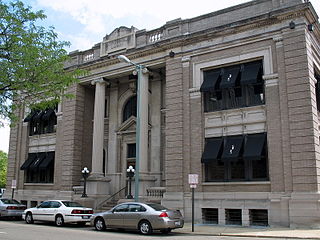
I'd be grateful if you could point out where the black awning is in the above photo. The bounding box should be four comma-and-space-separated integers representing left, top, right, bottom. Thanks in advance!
23, 111, 37, 122
221, 136, 244, 161
20, 153, 37, 170
39, 152, 55, 169
201, 138, 223, 163
219, 66, 240, 89
33, 110, 44, 122
243, 133, 266, 160
42, 108, 55, 121
29, 153, 46, 170
200, 70, 221, 92
241, 61, 262, 85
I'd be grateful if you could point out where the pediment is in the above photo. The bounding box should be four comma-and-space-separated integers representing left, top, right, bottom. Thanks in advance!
116, 116, 152, 134
117, 116, 137, 133
106, 26, 137, 41
100, 26, 138, 57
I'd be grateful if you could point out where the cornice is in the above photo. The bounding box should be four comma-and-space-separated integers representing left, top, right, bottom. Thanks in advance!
68, 5, 310, 72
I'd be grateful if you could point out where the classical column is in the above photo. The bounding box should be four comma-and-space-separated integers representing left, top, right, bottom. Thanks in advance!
91, 78, 107, 177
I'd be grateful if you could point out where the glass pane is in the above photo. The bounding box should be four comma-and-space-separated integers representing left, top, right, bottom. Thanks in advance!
146, 203, 167, 211
252, 157, 268, 179
230, 159, 245, 180
205, 162, 225, 181
62, 201, 84, 207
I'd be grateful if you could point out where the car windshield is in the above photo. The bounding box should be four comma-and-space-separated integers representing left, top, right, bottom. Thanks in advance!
0, 199, 20, 204
62, 201, 84, 207
146, 203, 168, 211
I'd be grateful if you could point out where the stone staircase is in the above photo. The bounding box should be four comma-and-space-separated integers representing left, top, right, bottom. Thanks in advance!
98, 198, 119, 212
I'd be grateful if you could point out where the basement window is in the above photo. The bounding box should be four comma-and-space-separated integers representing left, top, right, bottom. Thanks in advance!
225, 209, 242, 225
249, 209, 268, 226
202, 208, 218, 224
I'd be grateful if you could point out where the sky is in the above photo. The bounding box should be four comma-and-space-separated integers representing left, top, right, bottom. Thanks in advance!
0, 0, 320, 153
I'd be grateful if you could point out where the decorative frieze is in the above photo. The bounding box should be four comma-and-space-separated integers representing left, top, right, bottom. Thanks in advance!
204, 106, 266, 137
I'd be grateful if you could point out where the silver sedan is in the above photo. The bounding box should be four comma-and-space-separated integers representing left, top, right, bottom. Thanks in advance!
91, 202, 184, 235
0, 198, 26, 219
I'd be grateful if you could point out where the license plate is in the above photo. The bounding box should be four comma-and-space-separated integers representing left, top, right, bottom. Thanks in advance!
175, 221, 181, 226
82, 216, 90, 219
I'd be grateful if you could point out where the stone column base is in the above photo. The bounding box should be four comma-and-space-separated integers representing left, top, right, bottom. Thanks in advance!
86, 175, 111, 197
132, 174, 157, 200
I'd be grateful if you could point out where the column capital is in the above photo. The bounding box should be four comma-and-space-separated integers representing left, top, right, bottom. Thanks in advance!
91, 78, 109, 86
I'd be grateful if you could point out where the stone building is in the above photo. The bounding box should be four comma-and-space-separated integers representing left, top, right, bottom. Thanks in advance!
6, 0, 320, 227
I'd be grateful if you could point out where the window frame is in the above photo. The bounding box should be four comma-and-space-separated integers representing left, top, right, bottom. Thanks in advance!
203, 60, 265, 113
204, 134, 268, 182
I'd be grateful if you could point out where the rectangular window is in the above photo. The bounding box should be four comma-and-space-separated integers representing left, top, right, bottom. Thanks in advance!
315, 73, 320, 111
225, 209, 242, 225
127, 143, 136, 169
201, 60, 264, 112
104, 99, 108, 118
23, 152, 55, 183
249, 209, 268, 226
25, 106, 57, 136
127, 143, 136, 158
203, 133, 268, 182
202, 208, 218, 224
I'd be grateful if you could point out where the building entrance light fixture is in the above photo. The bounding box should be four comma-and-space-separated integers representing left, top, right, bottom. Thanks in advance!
118, 55, 149, 202
126, 165, 135, 199
81, 167, 90, 198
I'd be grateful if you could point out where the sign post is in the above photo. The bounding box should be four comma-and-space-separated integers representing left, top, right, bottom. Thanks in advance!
188, 174, 198, 232
11, 179, 16, 199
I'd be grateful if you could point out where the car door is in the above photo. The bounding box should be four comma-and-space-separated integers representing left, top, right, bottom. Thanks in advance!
107, 204, 128, 227
33, 201, 51, 221
47, 201, 62, 222
123, 204, 146, 229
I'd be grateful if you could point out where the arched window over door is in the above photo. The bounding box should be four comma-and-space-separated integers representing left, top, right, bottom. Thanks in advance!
123, 96, 137, 122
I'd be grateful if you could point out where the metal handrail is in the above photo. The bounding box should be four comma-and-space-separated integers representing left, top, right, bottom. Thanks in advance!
96, 185, 127, 209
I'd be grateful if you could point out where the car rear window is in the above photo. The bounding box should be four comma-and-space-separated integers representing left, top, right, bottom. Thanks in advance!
62, 201, 84, 207
146, 203, 167, 211
0, 199, 20, 204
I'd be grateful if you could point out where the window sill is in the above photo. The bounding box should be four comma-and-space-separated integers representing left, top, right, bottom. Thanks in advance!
204, 104, 265, 115
23, 183, 54, 186
202, 181, 270, 186
29, 132, 56, 138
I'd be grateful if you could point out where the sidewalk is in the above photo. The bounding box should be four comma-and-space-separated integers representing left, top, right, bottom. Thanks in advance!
176, 223, 320, 239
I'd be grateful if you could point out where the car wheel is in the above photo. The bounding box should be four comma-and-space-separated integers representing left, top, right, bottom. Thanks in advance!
55, 215, 64, 227
160, 229, 172, 234
25, 212, 34, 224
139, 220, 153, 235
94, 217, 106, 231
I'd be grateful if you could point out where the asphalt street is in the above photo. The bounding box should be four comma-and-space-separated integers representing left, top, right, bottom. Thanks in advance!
0, 220, 287, 240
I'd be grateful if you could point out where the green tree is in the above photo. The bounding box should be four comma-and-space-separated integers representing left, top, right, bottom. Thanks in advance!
0, 150, 7, 188
0, 0, 83, 124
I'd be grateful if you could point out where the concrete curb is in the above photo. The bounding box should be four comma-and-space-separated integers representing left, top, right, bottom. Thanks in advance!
176, 231, 320, 239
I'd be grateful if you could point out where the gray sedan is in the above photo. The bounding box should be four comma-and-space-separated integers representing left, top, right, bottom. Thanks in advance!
0, 198, 26, 219
91, 202, 184, 235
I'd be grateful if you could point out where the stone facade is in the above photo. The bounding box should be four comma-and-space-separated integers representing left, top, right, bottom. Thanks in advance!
6, 0, 320, 228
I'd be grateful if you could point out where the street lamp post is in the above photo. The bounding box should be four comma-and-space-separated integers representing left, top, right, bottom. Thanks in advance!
81, 167, 90, 198
118, 55, 148, 202
126, 165, 135, 199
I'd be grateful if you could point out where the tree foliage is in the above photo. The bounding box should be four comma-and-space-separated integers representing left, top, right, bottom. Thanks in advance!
0, 0, 83, 124
0, 150, 7, 188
